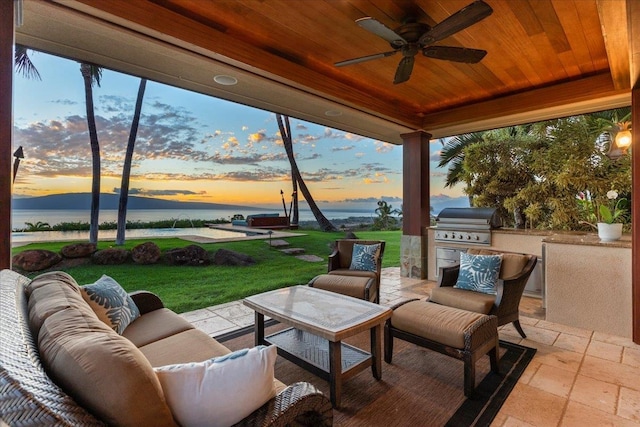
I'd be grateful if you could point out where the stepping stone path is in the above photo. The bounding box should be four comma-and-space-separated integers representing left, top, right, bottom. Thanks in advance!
295, 255, 324, 262
267, 239, 290, 247
279, 248, 306, 255
268, 239, 322, 262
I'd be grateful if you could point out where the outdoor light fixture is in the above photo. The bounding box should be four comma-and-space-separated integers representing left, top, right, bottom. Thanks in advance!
213, 75, 238, 86
607, 121, 632, 160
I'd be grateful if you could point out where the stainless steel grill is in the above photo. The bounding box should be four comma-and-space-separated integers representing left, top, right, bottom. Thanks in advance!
434, 207, 501, 246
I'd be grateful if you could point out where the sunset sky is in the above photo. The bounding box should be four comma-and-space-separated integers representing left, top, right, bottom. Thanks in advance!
13, 50, 464, 211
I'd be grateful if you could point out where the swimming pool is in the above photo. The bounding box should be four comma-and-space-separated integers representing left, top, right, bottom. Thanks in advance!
11, 227, 249, 244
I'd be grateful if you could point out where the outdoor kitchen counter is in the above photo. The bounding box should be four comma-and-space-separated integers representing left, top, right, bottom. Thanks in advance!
543, 232, 632, 338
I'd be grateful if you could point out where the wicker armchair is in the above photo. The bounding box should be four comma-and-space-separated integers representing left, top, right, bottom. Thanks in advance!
429, 249, 537, 338
327, 239, 385, 303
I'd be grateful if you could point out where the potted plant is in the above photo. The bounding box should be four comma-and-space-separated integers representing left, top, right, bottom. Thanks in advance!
577, 190, 628, 241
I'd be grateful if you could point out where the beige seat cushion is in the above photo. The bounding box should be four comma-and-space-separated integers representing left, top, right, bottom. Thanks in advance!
391, 301, 487, 349
38, 307, 176, 427
310, 274, 375, 301
140, 328, 232, 366
467, 249, 529, 279
429, 287, 495, 314
123, 308, 194, 347
328, 269, 377, 280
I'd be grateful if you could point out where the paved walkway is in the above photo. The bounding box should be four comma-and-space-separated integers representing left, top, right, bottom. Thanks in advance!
180, 267, 640, 426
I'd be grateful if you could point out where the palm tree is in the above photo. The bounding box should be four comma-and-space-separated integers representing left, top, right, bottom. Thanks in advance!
116, 78, 147, 245
438, 131, 485, 190
13, 45, 40, 184
14, 45, 41, 80
373, 200, 400, 230
80, 62, 103, 244
276, 114, 336, 232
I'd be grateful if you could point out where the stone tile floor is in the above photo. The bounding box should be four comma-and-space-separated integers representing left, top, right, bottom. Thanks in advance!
180, 267, 640, 426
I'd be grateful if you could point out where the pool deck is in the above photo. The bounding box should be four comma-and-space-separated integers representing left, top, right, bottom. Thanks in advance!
11, 226, 305, 247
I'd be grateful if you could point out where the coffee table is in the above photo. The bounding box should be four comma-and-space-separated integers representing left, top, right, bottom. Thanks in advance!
243, 285, 392, 407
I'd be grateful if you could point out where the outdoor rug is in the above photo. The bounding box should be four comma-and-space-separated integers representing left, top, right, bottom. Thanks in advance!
216, 321, 536, 427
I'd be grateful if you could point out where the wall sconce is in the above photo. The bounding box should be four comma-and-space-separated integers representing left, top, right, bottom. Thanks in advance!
607, 121, 632, 160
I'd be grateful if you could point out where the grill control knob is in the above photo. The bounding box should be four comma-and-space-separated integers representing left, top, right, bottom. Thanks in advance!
466, 235, 471, 240
475, 235, 480, 241
443, 233, 448, 239
458, 235, 463, 239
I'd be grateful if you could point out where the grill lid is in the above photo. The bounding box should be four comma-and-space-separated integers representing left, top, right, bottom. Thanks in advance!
436, 207, 502, 229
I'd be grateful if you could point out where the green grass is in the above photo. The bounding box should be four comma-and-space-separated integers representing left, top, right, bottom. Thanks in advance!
13, 230, 401, 313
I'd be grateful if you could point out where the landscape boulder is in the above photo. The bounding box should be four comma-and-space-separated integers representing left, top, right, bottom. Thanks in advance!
131, 241, 161, 264
92, 248, 130, 265
212, 248, 255, 266
61, 242, 97, 258
164, 245, 210, 266
12, 249, 62, 272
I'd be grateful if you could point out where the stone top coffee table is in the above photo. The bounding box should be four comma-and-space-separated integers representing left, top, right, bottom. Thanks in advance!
243, 285, 392, 407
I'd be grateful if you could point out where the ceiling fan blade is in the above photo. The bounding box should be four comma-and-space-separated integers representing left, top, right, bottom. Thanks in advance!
334, 50, 397, 67
356, 17, 407, 47
393, 56, 414, 84
423, 46, 487, 63
419, 0, 493, 45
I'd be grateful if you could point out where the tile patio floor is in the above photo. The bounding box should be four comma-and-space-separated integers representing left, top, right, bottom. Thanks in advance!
180, 267, 640, 426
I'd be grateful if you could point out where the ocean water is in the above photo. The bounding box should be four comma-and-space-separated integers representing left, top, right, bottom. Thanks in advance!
12, 208, 375, 231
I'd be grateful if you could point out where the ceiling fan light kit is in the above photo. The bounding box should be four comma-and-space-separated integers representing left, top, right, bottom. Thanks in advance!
335, 0, 493, 84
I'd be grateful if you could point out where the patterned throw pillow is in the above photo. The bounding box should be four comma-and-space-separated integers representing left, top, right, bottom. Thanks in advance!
80, 275, 140, 334
154, 345, 277, 427
454, 252, 503, 295
349, 243, 381, 272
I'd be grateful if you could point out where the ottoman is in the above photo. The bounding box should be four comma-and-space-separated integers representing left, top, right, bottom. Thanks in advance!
308, 274, 377, 303
384, 300, 499, 397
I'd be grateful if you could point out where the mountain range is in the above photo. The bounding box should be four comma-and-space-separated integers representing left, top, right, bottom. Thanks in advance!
12, 193, 263, 211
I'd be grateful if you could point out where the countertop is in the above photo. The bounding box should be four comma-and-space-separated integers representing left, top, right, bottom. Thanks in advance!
429, 226, 631, 248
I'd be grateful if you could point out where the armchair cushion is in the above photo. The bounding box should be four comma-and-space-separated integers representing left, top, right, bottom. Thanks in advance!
349, 243, 381, 272
467, 248, 529, 279
154, 345, 277, 427
81, 275, 140, 334
429, 287, 495, 314
454, 252, 502, 295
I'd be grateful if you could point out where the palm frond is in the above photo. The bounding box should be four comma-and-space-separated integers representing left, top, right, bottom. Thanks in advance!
14, 45, 41, 80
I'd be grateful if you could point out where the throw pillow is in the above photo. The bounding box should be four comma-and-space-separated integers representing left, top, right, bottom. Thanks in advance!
454, 252, 503, 295
154, 345, 277, 427
80, 275, 140, 334
349, 243, 381, 272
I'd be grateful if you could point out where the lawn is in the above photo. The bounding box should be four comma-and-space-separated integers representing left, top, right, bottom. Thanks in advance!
12, 230, 401, 313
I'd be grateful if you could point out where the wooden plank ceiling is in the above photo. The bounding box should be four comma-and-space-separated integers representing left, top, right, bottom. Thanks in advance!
19, 0, 636, 142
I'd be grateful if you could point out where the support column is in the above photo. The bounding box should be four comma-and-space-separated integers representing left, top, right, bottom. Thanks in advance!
632, 85, 639, 344
0, 0, 15, 269
400, 130, 431, 278
629, 0, 640, 344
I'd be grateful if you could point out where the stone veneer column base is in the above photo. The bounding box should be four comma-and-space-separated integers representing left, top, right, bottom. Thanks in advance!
401, 234, 426, 279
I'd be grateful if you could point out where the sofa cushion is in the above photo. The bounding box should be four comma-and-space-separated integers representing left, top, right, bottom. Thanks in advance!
349, 243, 381, 272
154, 345, 277, 427
139, 328, 231, 366
26, 271, 94, 338
38, 306, 176, 427
454, 252, 502, 295
122, 308, 194, 347
80, 275, 140, 334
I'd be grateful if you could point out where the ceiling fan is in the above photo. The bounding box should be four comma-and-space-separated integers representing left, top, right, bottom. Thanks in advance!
335, 0, 493, 84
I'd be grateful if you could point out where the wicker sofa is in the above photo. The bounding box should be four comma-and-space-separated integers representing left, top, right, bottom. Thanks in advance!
0, 269, 332, 426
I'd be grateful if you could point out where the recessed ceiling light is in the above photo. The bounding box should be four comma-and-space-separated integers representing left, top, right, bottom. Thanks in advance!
213, 75, 238, 86
325, 110, 342, 117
